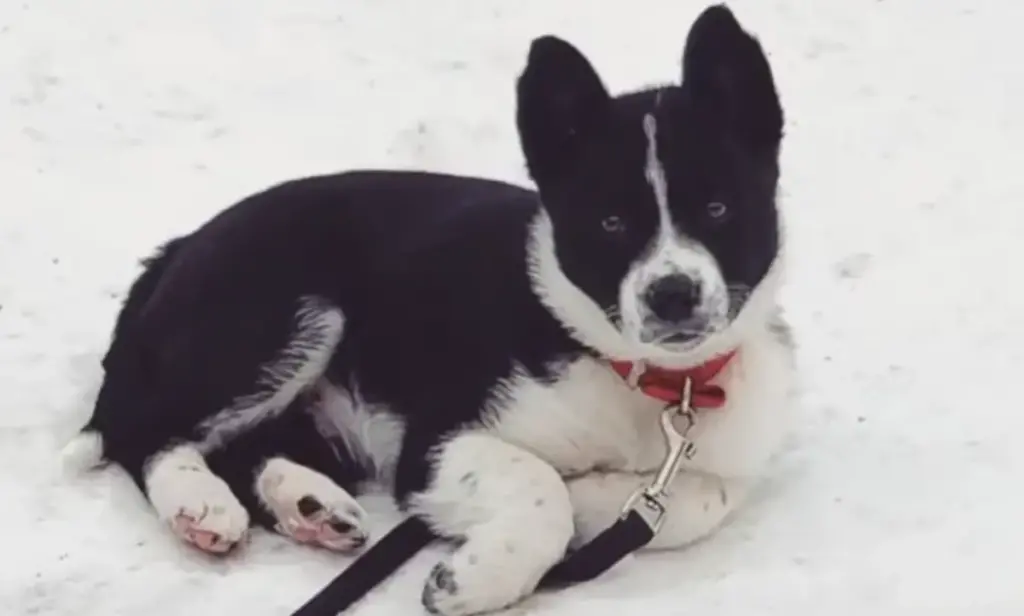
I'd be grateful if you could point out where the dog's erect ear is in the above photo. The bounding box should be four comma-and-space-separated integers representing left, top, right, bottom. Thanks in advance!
515, 36, 611, 186
682, 4, 783, 153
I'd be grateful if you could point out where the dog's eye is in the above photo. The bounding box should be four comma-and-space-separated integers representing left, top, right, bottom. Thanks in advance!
706, 201, 729, 220
601, 216, 626, 233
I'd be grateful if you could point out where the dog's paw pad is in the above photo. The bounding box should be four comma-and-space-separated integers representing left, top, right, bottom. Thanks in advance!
257, 458, 369, 553
170, 504, 248, 555
422, 562, 463, 615
146, 452, 250, 556
273, 494, 367, 552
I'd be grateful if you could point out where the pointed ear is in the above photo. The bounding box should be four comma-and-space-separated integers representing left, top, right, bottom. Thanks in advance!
682, 5, 783, 153
515, 35, 611, 186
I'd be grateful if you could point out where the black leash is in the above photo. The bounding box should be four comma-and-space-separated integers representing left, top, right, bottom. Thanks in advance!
291, 517, 435, 615
537, 505, 658, 589
291, 377, 703, 615
291, 501, 662, 616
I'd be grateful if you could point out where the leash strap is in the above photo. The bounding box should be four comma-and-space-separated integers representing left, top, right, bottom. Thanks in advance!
290, 517, 434, 615
290, 508, 656, 616
537, 508, 655, 589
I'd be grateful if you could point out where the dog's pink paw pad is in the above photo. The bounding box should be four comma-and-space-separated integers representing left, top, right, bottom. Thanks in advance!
171, 509, 246, 555
273, 495, 367, 553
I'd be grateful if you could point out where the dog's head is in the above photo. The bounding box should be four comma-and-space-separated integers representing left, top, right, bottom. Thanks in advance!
521, 4, 784, 367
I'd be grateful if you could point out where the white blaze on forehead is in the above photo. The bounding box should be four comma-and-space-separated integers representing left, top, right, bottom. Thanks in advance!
643, 113, 671, 230
618, 111, 729, 336
640, 112, 684, 269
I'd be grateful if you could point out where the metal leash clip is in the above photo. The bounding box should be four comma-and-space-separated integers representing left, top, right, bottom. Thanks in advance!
620, 377, 699, 534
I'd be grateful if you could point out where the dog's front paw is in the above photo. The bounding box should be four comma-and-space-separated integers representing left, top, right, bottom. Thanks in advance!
256, 457, 368, 552
422, 562, 461, 614
420, 540, 545, 616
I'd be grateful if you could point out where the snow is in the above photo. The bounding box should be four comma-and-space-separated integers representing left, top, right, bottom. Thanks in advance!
2, 0, 1023, 613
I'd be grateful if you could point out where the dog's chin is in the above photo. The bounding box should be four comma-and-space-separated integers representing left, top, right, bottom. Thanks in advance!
626, 323, 707, 355
657, 330, 707, 349
625, 313, 733, 362
645, 330, 709, 354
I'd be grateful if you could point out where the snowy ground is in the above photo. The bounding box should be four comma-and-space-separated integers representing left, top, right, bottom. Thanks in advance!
2, 0, 1023, 614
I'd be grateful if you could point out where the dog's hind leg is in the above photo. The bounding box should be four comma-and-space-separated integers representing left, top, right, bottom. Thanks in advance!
95, 295, 345, 555
191, 296, 346, 454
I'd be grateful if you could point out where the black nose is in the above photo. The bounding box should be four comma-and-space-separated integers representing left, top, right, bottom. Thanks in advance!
644, 274, 701, 323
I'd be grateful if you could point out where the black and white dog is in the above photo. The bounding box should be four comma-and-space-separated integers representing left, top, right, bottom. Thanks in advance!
65, 5, 794, 614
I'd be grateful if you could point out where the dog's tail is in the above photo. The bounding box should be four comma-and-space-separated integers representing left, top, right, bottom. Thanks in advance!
60, 427, 106, 474
62, 235, 190, 475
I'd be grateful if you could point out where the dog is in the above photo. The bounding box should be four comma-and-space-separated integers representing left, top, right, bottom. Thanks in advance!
64, 4, 794, 614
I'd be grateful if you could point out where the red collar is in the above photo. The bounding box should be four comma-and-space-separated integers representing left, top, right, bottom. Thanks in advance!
609, 350, 737, 409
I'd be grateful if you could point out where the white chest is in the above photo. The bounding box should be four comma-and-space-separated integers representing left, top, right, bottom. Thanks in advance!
480, 359, 666, 476
481, 329, 795, 480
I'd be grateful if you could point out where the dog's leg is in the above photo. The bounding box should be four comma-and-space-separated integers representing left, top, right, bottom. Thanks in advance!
144, 444, 251, 554
566, 470, 749, 550
194, 296, 345, 453
407, 432, 574, 616
100, 295, 345, 555
253, 456, 369, 552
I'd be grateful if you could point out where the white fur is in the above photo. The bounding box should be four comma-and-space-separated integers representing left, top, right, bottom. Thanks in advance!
197, 296, 344, 453
481, 360, 668, 475
59, 430, 105, 475
407, 432, 574, 616
144, 444, 250, 548
566, 470, 747, 550
254, 456, 368, 550
312, 380, 406, 484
